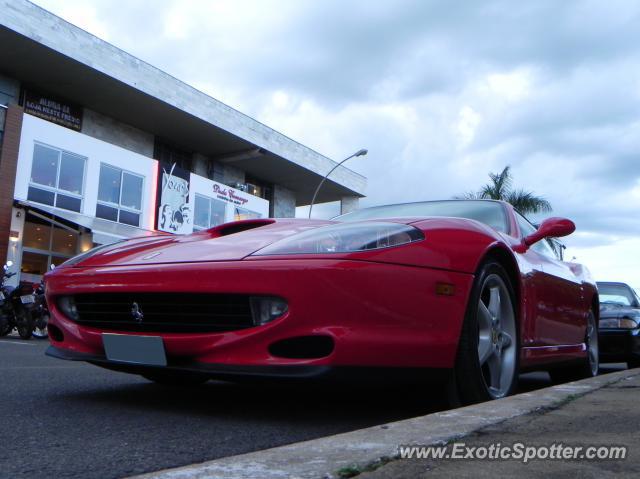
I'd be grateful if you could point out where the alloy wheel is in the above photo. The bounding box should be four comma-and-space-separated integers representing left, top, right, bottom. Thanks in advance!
476, 274, 517, 399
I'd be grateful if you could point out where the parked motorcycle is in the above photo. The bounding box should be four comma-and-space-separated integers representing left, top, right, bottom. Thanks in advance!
31, 279, 49, 339
0, 261, 37, 339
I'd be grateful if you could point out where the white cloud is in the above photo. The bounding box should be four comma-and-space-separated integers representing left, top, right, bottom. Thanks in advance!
29, 0, 640, 287
457, 106, 481, 147
485, 69, 533, 102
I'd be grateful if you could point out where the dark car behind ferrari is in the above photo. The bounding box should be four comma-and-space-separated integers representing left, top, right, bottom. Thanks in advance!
597, 281, 640, 368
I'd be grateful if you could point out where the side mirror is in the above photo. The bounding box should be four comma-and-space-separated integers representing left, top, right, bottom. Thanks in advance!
521, 217, 575, 251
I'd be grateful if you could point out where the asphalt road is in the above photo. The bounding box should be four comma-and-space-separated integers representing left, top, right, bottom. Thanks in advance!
0, 337, 625, 479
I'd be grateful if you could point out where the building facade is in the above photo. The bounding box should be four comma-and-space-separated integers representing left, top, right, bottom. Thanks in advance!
0, 0, 366, 286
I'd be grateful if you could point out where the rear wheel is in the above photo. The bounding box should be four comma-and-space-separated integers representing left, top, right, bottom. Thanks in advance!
451, 261, 519, 405
32, 313, 49, 339
550, 310, 599, 383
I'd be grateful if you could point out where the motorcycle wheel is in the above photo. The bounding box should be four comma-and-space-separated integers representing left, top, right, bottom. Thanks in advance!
0, 322, 12, 336
16, 308, 33, 340
32, 318, 49, 339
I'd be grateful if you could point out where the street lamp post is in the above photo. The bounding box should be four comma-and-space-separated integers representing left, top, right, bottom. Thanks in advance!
308, 148, 367, 218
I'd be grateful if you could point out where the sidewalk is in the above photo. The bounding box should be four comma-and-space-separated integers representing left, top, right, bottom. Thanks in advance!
358, 374, 640, 478
133, 369, 640, 479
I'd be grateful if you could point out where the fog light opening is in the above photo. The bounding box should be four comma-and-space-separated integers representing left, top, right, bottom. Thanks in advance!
48, 324, 64, 342
269, 335, 335, 359
250, 296, 288, 326
57, 296, 79, 321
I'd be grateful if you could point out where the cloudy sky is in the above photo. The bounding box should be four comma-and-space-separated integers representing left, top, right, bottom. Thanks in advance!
31, 0, 640, 289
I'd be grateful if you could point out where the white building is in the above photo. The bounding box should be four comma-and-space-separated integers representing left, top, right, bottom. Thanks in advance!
0, 0, 366, 286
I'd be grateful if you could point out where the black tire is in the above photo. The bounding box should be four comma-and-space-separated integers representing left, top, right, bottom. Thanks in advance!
627, 358, 640, 369
16, 308, 33, 340
0, 321, 12, 336
32, 313, 49, 339
549, 310, 599, 383
450, 260, 519, 406
142, 371, 208, 386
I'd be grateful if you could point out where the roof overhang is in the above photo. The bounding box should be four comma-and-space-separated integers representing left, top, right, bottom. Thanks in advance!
0, 0, 366, 205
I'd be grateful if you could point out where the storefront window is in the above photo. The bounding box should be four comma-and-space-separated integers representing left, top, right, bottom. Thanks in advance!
20, 251, 49, 276
28, 143, 86, 212
97, 164, 144, 227
20, 213, 79, 281
194, 194, 227, 230
51, 226, 78, 256
22, 220, 52, 250
234, 207, 262, 221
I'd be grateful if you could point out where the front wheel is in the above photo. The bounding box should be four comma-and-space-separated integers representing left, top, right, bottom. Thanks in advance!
450, 261, 519, 406
550, 310, 599, 383
0, 317, 12, 336
15, 308, 33, 340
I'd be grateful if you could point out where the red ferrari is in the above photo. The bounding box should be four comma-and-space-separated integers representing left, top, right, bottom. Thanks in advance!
44, 200, 599, 404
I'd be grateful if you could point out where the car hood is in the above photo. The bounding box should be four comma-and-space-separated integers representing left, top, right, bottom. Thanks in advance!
63, 219, 339, 268
600, 304, 640, 319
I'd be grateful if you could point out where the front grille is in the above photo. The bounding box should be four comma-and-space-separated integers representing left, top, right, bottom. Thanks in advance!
70, 293, 255, 333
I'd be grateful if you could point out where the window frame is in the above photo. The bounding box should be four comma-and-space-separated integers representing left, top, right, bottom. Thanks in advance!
28, 142, 87, 211
96, 163, 145, 227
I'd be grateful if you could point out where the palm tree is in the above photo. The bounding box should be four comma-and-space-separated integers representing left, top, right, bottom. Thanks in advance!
458, 166, 552, 215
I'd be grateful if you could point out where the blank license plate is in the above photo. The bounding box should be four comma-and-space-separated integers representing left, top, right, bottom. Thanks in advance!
20, 294, 35, 304
102, 334, 167, 366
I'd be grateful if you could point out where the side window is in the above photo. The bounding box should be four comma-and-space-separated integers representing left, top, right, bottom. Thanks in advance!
515, 212, 557, 259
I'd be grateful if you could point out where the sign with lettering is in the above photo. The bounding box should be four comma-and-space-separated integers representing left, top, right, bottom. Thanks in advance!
155, 162, 191, 234
212, 183, 250, 206
22, 90, 83, 131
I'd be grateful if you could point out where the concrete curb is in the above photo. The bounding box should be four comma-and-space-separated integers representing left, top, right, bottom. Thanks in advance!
131, 369, 640, 479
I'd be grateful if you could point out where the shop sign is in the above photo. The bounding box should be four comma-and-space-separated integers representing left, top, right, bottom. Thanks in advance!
156, 162, 191, 234
22, 90, 83, 131
212, 183, 250, 206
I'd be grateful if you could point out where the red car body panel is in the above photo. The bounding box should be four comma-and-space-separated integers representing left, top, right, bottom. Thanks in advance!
44, 201, 598, 376
45, 260, 473, 368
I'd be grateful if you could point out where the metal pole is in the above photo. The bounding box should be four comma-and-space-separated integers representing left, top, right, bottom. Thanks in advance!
308, 149, 367, 218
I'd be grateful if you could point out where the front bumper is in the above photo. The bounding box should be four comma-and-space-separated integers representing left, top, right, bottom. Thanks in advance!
45, 259, 474, 370
45, 345, 449, 383
599, 328, 640, 362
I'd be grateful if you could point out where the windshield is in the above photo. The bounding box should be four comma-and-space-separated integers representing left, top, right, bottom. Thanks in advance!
597, 283, 639, 307
334, 200, 508, 233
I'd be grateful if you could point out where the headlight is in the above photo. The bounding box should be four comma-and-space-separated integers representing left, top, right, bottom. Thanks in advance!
599, 317, 639, 329
253, 222, 424, 256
